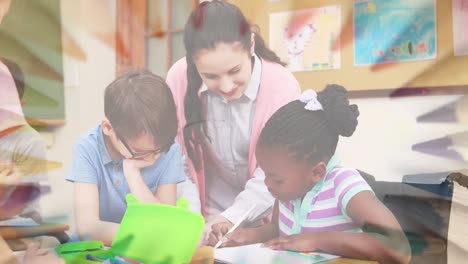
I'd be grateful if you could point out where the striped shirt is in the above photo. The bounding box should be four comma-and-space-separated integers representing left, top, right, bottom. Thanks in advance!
278, 167, 373, 236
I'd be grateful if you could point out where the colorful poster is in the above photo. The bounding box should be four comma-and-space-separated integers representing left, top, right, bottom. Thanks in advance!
453, 0, 468, 56
269, 6, 341, 72
354, 0, 436, 65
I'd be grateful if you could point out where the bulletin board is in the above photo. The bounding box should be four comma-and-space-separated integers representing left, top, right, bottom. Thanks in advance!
230, 0, 468, 91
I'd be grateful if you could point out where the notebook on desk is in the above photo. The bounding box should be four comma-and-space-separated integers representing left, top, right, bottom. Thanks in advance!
215, 243, 339, 264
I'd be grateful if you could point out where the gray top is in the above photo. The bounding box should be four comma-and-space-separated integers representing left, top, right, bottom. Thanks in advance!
201, 55, 274, 225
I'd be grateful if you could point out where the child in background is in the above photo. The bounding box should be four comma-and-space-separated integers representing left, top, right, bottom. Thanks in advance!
67, 70, 187, 245
0, 59, 63, 264
215, 85, 411, 264
1, 1, 63, 262
0, 58, 47, 223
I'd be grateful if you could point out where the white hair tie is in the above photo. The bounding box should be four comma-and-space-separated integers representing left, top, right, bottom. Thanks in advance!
299, 89, 323, 111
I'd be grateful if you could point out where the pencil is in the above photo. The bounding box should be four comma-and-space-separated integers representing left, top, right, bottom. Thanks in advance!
213, 204, 257, 249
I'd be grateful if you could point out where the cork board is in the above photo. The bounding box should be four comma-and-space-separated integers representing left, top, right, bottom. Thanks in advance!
230, 0, 468, 91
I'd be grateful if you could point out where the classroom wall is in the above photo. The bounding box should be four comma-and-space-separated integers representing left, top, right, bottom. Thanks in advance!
339, 93, 468, 182
230, 0, 468, 181
38, 0, 116, 228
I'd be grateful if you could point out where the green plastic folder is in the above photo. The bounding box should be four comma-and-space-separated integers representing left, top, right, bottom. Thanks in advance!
55, 240, 110, 264
110, 194, 205, 264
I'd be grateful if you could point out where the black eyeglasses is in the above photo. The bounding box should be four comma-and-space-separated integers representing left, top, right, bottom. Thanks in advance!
118, 135, 162, 159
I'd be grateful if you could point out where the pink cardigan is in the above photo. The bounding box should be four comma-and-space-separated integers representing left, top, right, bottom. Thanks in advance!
166, 57, 300, 212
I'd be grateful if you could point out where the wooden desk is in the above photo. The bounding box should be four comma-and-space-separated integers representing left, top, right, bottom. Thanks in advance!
206, 244, 377, 264
0, 223, 69, 247
212, 258, 376, 264
191, 246, 374, 264
327, 258, 377, 264
14, 245, 215, 264
13, 245, 377, 264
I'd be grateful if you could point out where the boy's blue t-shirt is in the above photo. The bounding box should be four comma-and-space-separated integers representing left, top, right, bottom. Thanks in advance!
66, 124, 186, 223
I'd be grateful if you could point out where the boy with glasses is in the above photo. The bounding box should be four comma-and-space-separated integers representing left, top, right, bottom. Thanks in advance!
67, 69, 187, 245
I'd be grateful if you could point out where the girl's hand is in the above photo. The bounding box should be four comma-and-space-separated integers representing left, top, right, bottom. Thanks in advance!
201, 215, 232, 245
208, 221, 232, 246
218, 227, 257, 248
263, 234, 318, 252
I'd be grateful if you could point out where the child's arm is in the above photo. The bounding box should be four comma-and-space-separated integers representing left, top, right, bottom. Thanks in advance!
74, 182, 119, 246
210, 200, 280, 247
123, 159, 176, 205
0, 236, 19, 264
23, 242, 65, 264
123, 144, 186, 206
264, 192, 411, 264
1, 237, 65, 264
153, 183, 177, 205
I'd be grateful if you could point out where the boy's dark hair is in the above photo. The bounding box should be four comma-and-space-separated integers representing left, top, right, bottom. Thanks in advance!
104, 69, 177, 152
183, 0, 285, 170
1, 58, 25, 99
257, 84, 359, 163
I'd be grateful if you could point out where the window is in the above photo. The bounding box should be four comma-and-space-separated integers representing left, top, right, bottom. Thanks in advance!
116, 0, 198, 77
